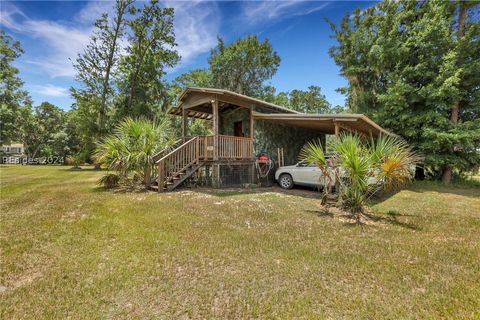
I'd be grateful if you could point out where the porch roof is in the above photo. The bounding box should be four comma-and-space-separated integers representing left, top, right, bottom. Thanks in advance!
168, 87, 299, 120
251, 112, 392, 137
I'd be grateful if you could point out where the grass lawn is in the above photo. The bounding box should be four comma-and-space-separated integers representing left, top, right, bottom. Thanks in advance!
1, 165, 479, 319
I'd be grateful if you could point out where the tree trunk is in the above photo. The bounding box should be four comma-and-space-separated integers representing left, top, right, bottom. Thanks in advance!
98, 0, 131, 135
442, 2, 468, 184
442, 166, 452, 184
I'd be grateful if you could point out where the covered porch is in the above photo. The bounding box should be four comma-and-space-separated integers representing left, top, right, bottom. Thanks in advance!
169, 87, 300, 161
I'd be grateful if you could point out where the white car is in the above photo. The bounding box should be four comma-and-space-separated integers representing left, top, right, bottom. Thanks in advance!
275, 161, 333, 189
275, 161, 408, 190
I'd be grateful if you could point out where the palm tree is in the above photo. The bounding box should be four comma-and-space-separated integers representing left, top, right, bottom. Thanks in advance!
300, 133, 420, 222
94, 117, 174, 188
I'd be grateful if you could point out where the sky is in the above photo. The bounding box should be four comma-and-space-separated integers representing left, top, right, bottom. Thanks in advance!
1, 0, 376, 110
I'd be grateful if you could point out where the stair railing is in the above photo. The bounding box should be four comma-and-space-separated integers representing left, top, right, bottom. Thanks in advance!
156, 136, 199, 192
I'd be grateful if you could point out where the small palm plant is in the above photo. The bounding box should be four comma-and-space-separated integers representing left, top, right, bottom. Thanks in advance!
301, 133, 420, 222
299, 139, 334, 205
94, 117, 174, 188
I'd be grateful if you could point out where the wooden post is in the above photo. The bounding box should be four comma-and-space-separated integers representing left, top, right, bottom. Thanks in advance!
181, 108, 187, 140
145, 166, 151, 189
213, 164, 220, 187
195, 137, 199, 164
249, 109, 254, 139
212, 98, 219, 161
334, 122, 340, 137
157, 162, 164, 192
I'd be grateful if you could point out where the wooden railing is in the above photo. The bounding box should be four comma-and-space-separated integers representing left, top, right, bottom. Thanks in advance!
198, 135, 253, 160
154, 135, 253, 191
156, 137, 199, 190
152, 138, 183, 163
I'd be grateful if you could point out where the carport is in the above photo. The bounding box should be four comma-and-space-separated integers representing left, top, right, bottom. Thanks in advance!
251, 112, 392, 137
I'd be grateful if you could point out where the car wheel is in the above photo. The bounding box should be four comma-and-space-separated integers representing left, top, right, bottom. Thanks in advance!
279, 173, 294, 189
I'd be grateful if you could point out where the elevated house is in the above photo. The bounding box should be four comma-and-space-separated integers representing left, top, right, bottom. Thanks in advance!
151, 87, 390, 192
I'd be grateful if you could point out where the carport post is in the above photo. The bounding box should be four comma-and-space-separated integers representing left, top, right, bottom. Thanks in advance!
181, 108, 187, 140
334, 122, 340, 137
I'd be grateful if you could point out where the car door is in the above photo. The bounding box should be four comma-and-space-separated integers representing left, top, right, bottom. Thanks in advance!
292, 162, 321, 186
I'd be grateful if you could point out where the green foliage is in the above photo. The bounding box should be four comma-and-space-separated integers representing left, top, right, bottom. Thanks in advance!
209, 36, 281, 97
263, 85, 337, 113
72, 0, 178, 159
0, 31, 31, 145
94, 117, 174, 187
301, 133, 420, 221
115, 1, 179, 120
20, 102, 78, 158
67, 151, 87, 169
329, 0, 480, 179
72, 0, 133, 138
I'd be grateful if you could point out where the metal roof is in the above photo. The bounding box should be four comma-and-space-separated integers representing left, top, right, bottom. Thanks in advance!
168, 87, 392, 136
168, 87, 299, 118
251, 112, 393, 137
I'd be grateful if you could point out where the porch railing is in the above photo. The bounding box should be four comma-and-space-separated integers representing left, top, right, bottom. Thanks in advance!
156, 136, 199, 190
198, 135, 253, 160
153, 135, 253, 191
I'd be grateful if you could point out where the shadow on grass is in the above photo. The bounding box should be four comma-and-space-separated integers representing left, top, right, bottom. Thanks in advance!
61, 167, 104, 172
405, 180, 480, 199
364, 210, 422, 230
305, 209, 334, 218
91, 184, 150, 194
306, 205, 421, 230
186, 184, 323, 200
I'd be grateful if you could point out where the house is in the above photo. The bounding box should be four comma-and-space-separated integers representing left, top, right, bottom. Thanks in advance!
152, 87, 390, 191
1, 143, 25, 156
1, 143, 26, 164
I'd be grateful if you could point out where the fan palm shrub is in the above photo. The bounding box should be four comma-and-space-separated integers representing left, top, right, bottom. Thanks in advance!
300, 133, 421, 222
94, 117, 174, 188
299, 139, 334, 205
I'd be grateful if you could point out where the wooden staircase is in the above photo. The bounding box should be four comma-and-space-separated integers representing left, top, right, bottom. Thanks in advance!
150, 137, 202, 192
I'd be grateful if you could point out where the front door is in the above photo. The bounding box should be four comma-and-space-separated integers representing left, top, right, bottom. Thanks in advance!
234, 121, 243, 137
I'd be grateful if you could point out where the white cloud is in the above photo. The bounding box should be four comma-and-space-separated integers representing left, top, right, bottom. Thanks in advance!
1, 1, 221, 77
31, 84, 69, 97
75, 1, 115, 25
242, 1, 331, 25
166, 1, 220, 67
1, 3, 93, 78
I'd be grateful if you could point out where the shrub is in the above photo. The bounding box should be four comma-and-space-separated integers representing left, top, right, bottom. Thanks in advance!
94, 117, 174, 188
66, 151, 85, 169
99, 173, 121, 189
301, 133, 421, 222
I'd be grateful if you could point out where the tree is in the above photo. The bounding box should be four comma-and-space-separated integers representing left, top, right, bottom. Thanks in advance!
21, 102, 65, 158
208, 36, 281, 97
262, 85, 335, 113
0, 31, 31, 145
442, 1, 479, 183
115, 0, 179, 121
94, 117, 174, 188
288, 86, 331, 113
329, 0, 480, 181
72, 0, 133, 138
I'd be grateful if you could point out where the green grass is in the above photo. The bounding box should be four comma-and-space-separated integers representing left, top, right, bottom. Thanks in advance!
1, 165, 479, 319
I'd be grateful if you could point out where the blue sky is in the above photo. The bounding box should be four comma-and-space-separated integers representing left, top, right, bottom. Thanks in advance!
1, 1, 376, 110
